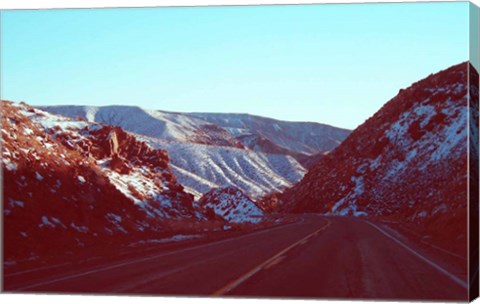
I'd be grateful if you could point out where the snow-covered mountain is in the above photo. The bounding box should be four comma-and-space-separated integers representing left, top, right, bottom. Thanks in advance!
141, 136, 306, 200
40, 105, 345, 199
1, 100, 202, 261
281, 62, 475, 253
188, 112, 350, 160
41, 105, 350, 164
40, 105, 244, 148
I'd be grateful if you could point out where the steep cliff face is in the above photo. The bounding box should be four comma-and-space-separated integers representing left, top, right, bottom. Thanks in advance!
1, 101, 198, 261
281, 62, 474, 251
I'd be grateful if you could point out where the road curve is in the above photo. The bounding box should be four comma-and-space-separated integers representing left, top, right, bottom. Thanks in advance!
4, 215, 468, 301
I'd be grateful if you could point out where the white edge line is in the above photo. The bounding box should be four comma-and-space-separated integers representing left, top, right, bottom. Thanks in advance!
365, 220, 468, 290
387, 222, 467, 261
4, 262, 72, 278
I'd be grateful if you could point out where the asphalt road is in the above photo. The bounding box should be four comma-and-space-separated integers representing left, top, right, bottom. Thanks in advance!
3, 215, 469, 301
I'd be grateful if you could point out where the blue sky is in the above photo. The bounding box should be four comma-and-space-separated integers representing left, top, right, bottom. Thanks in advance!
1, 2, 470, 129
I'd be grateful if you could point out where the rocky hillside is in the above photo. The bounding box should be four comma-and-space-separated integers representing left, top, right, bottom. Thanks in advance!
189, 112, 350, 161
1, 101, 200, 261
281, 62, 475, 252
142, 136, 306, 200
198, 186, 263, 224
42, 106, 323, 199
41, 106, 350, 163
39, 105, 244, 148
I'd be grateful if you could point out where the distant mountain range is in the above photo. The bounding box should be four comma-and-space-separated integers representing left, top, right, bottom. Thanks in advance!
40, 105, 350, 163
40, 105, 350, 199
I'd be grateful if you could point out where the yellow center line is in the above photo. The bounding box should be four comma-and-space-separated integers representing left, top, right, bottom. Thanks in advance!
212, 219, 332, 296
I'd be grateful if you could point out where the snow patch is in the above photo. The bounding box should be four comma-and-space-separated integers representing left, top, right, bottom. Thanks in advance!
129, 234, 204, 247
35, 172, 44, 181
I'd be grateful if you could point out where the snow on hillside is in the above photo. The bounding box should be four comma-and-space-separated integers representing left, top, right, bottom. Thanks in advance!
281, 62, 474, 253
198, 187, 264, 223
190, 112, 350, 156
1, 100, 200, 261
41, 105, 340, 199
283, 63, 471, 215
41, 105, 350, 163
40, 105, 242, 148
138, 135, 306, 200
21, 103, 196, 219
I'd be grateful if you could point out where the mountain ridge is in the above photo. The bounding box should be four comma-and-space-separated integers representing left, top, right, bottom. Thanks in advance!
40, 105, 350, 162
40, 104, 349, 198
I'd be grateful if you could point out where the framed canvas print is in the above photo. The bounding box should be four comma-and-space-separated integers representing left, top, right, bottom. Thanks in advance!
1, 0, 479, 302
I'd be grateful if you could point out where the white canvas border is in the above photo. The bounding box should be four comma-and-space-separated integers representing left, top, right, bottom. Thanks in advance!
0, 1, 478, 304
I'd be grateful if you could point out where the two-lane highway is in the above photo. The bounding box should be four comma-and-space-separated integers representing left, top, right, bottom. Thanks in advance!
4, 215, 468, 300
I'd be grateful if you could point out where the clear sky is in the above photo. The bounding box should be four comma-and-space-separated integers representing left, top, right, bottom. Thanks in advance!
1, 2, 470, 129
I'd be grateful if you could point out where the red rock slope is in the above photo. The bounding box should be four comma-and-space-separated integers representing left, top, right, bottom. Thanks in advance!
1, 100, 197, 262
281, 62, 476, 253
198, 186, 264, 224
